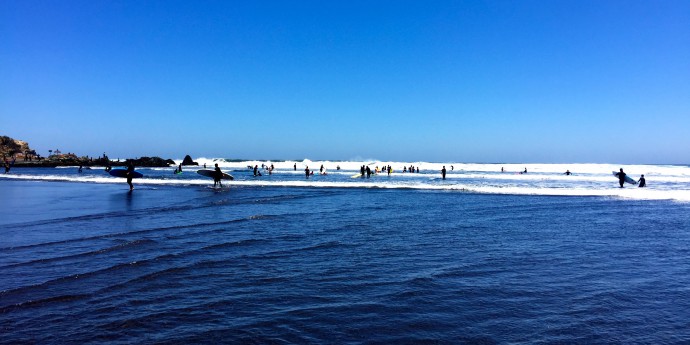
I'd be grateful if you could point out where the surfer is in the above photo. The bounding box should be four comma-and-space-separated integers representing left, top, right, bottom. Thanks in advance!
294, 163, 297, 171
638, 175, 646, 187
442, 166, 446, 180
366, 166, 371, 178
214, 163, 222, 187
615, 168, 626, 188
78, 165, 83, 173
178, 164, 183, 173
126, 161, 135, 190
254, 165, 259, 177
305, 166, 310, 179
565, 170, 571, 175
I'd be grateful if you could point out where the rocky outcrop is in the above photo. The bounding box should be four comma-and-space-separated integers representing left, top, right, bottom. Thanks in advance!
126, 156, 176, 167
3, 134, 177, 167
181, 155, 198, 166
1, 135, 31, 159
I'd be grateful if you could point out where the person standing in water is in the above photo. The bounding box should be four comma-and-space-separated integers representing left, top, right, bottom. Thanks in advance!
615, 168, 627, 188
441, 166, 446, 180
126, 161, 135, 191
214, 163, 223, 188
638, 174, 646, 187
305, 166, 310, 178
294, 163, 297, 171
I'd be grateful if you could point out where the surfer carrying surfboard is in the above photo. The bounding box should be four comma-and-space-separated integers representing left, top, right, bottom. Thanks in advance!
126, 161, 135, 190
615, 168, 626, 188
214, 163, 222, 187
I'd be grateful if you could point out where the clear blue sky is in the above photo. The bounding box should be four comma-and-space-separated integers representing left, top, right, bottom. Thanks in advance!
2, 0, 689, 163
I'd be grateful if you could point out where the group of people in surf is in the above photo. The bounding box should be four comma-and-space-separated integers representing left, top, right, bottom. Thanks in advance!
117, 162, 648, 190
615, 168, 646, 188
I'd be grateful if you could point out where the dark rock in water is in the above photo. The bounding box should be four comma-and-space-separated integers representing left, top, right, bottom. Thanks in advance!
127, 157, 176, 167
181, 155, 198, 166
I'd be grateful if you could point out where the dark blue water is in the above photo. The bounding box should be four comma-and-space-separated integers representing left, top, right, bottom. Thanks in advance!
2, 180, 690, 344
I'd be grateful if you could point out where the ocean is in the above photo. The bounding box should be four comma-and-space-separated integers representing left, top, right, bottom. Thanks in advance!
2, 160, 690, 344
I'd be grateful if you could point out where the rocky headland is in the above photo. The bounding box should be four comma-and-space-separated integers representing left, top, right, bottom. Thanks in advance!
1, 135, 175, 167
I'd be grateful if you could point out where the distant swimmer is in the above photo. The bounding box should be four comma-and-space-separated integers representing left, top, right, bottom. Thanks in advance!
501, 167, 504, 173
214, 163, 222, 188
638, 174, 646, 187
126, 161, 135, 190
254, 165, 259, 177
441, 166, 446, 180
305, 166, 310, 178
451, 165, 454, 171
294, 163, 297, 171
524, 168, 527, 174
337, 165, 340, 170
78, 165, 83, 173
320, 165, 324, 173
615, 168, 626, 188
178, 163, 183, 173
565, 170, 571, 175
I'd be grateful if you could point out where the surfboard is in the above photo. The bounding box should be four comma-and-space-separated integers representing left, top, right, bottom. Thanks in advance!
197, 169, 234, 180
109, 169, 143, 178
612, 171, 637, 185
351, 173, 362, 178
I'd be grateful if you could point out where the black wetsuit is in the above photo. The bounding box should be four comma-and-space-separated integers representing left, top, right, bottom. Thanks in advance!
214, 167, 222, 187
126, 163, 135, 190
442, 167, 446, 180
615, 171, 626, 188
638, 177, 646, 187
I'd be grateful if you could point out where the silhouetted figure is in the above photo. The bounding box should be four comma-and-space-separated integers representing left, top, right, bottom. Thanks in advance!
214, 163, 222, 188
442, 166, 446, 180
615, 168, 627, 188
638, 174, 646, 188
126, 161, 135, 190
305, 166, 310, 178
565, 170, 571, 175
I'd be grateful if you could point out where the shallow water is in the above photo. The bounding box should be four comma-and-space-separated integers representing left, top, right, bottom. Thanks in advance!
2, 178, 690, 343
